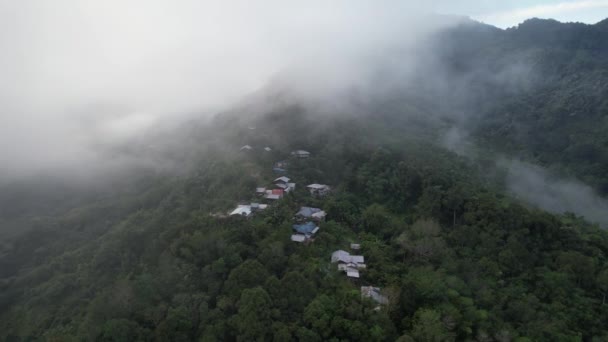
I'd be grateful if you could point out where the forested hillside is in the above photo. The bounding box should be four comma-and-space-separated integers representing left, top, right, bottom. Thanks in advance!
437, 18, 608, 194
1, 107, 608, 341
1, 17, 608, 342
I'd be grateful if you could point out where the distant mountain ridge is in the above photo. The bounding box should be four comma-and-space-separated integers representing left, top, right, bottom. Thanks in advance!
424, 16, 608, 194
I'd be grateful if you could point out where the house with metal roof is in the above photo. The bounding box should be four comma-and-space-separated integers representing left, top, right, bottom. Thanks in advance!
229, 203, 268, 217
277, 182, 296, 193
291, 234, 307, 243
274, 176, 291, 184
307, 184, 331, 197
240, 145, 253, 151
256, 187, 267, 195
331, 250, 366, 278
250, 203, 268, 212
291, 222, 320, 243
230, 205, 252, 217
295, 207, 326, 221
264, 189, 283, 200
293, 222, 319, 235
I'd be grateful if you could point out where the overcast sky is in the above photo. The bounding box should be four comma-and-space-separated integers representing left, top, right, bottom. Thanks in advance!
464, 0, 608, 28
0, 0, 606, 178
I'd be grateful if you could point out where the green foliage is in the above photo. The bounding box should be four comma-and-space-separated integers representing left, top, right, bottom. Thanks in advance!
234, 287, 274, 342
411, 308, 451, 342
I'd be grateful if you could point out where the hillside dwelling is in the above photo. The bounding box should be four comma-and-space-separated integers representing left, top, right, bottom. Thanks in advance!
250, 203, 268, 212
293, 222, 320, 235
277, 182, 296, 193
296, 207, 326, 221
291, 222, 320, 243
264, 189, 284, 200
346, 269, 360, 278
290, 234, 307, 243
256, 187, 267, 195
307, 184, 331, 197
229, 205, 252, 217
264, 147, 272, 152
273, 167, 287, 173
229, 203, 268, 217
350, 243, 361, 250
240, 145, 253, 151
361, 286, 389, 306
274, 176, 291, 184
331, 250, 365, 265
338, 262, 367, 271
291, 150, 311, 158
332, 250, 366, 278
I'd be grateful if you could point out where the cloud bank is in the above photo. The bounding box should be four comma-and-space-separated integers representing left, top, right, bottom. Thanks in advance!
504, 160, 608, 226
0, 0, 463, 178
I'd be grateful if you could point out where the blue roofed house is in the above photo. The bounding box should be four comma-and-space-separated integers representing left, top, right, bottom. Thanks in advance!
291, 222, 320, 243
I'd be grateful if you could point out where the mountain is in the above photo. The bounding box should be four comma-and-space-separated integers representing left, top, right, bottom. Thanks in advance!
1, 17, 608, 341
437, 18, 608, 193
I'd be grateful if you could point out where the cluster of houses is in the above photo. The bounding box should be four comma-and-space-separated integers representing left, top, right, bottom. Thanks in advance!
235, 144, 387, 308
230, 177, 295, 217
229, 148, 312, 217
330, 244, 389, 308
255, 176, 296, 201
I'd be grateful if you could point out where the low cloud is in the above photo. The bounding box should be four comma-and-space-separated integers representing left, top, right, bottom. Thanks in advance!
504, 159, 608, 226
0, 0, 463, 179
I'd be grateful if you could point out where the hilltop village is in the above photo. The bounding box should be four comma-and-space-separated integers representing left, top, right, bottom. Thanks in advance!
229, 145, 388, 305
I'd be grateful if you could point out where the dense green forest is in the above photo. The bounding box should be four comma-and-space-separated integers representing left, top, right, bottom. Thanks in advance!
2, 17, 608, 341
